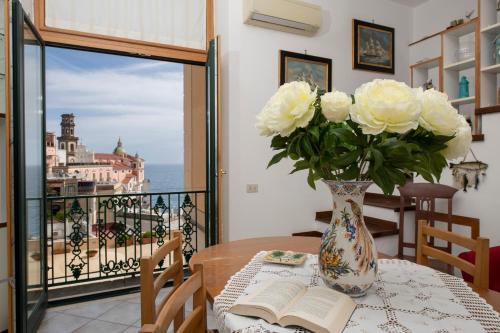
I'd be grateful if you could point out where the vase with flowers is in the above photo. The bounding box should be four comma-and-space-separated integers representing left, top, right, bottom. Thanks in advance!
256, 79, 472, 297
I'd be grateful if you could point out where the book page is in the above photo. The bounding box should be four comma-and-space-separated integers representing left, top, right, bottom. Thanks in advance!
280, 286, 356, 333
230, 279, 306, 319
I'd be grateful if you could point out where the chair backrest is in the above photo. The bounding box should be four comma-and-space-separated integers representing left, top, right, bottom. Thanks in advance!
421, 211, 480, 240
140, 230, 184, 329
417, 220, 489, 289
140, 264, 207, 333
398, 182, 459, 258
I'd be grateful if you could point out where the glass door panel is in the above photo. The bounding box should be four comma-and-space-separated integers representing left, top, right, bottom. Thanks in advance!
13, 0, 47, 331
25, 23, 44, 316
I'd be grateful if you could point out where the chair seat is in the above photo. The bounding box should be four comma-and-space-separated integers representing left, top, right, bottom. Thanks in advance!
458, 246, 500, 292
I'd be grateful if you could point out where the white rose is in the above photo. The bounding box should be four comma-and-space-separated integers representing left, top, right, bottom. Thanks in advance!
321, 90, 352, 123
419, 89, 461, 136
442, 115, 472, 160
350, 79, 422, 135
256, 81, 316, 137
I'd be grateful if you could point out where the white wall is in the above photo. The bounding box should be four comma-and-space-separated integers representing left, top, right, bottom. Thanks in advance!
411, 0, 477, 42
215, 0, 412, 241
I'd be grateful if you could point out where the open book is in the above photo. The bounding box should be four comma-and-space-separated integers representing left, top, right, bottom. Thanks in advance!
229, 279, 356, 333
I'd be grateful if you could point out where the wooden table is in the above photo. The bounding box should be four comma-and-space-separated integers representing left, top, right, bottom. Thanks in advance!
189, 236, 500, 313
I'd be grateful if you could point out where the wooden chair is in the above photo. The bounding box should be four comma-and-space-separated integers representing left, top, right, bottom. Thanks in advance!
417, 219, 489, 289
140, 230, 185, 330
140, 263, 207, 333
398, 182, 458, 258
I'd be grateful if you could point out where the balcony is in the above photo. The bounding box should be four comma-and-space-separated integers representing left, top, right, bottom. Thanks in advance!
41, 190, 207, 299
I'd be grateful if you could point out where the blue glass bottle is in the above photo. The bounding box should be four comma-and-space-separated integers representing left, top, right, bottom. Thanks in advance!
459, 76, 469, 98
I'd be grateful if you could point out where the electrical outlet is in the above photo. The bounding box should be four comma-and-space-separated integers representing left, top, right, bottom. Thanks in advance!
246, 184, 258, 193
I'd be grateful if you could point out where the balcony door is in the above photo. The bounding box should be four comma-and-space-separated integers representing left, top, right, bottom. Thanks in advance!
12, 1, 48, 332
206, 37, 221, 245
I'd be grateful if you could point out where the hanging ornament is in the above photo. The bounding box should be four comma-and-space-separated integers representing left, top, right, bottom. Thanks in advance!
450, 150, 488, 192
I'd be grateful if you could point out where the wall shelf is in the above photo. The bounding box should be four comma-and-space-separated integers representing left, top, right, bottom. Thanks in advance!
443, 19, 477, 37
476, 105, 500, 115
444, 58, 475, 71
450, 96, 475, 106
481, 63, 500, 73
481, 22, 500, 35
411, 58, 440, 70
472, 134, 485, 142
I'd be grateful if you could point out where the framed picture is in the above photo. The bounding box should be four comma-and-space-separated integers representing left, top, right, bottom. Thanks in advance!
279, 50, 332, 92
353, 19, 395, 74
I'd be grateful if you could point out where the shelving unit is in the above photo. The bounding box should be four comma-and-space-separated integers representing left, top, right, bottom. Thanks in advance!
479, 0, 500, 114
410, 57, 442, 90
450, 96, 476, 106
441, 18, 479, 134
481, 21, 500, 34
408, 1, 500, 142
443, 58, 475, 71
481, 63, 500, 73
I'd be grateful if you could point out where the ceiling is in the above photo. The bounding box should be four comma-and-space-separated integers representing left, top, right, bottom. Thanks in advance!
388, 0, 429, 7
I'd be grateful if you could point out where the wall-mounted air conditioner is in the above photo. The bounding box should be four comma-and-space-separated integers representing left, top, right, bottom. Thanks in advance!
243, 0, 322, 36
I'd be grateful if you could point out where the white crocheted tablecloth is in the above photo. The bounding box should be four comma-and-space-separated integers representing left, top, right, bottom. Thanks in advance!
213, 252, 500, 333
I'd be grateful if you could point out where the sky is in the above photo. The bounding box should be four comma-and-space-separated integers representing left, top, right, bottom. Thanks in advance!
46, 46, 185, 165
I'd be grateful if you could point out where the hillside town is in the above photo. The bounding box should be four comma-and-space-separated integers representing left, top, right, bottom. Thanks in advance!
46, 113, 146, 198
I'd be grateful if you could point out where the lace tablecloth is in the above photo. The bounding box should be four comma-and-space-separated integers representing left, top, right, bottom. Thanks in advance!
213, 252, 500, 333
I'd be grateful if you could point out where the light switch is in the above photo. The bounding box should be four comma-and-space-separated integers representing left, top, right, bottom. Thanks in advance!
246, 184, 258, 193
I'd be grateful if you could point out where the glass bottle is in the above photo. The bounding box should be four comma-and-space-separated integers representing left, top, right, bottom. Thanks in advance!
459, 76, 469, 98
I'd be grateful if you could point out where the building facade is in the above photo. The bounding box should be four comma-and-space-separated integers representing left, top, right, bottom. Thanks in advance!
47, 114, 145, 197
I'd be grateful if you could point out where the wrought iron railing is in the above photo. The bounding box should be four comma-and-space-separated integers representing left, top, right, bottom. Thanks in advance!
44, 190, 207, 287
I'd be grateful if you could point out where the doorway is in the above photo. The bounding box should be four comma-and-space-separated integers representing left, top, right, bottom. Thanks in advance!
11, 1, 220, 332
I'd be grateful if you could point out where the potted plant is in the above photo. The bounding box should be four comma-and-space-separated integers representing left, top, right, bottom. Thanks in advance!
139, 231, 158, 245
116, 233, 133, 247
257, 80, 471, 296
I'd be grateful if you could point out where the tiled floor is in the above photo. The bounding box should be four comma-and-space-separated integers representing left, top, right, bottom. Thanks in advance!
37, 288, 217, 333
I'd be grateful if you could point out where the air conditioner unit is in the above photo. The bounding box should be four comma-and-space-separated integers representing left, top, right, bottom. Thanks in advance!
243, 0, 322, 36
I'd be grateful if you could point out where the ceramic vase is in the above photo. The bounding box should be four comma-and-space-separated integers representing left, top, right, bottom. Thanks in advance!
319, 180, 378, 297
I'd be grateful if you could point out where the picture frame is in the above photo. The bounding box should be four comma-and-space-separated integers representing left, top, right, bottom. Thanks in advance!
352, 19, 395, 74
279, 50, 332, 92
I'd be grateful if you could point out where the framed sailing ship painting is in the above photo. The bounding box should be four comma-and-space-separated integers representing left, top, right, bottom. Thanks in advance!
279, 50, 332, 92
353, 19, 395, 74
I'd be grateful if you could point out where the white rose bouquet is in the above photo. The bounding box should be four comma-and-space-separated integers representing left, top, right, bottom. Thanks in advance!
257, 79, 472, 194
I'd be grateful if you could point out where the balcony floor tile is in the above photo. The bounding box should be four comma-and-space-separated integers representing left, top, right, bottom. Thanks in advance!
38, 288, 216, 332
73, 320, 129, 333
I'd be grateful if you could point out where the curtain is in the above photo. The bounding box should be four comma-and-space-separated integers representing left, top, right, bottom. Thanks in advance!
45, 0, 207, 50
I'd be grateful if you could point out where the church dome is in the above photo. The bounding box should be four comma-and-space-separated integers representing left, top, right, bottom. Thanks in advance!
113, 137, 126, 155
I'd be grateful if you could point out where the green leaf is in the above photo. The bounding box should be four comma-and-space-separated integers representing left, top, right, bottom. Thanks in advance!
333, 149, 362, 168
290, 160, 309, 174
369, 148, 384, 170
330, 128, 363, 145
271, 135, 287, 149
307, 169, 317, 189
309, 127, 320, 142
301, 136, 315, 157
337, 165, 360, 180
370, 167, 395, 195
267, 150, 288, 168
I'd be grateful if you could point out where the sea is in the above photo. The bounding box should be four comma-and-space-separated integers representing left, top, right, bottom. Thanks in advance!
144, 164, 184, 193
143, 163, 184, 209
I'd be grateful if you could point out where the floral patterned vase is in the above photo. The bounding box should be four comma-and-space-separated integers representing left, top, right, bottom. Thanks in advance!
319, 180, 378, 297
